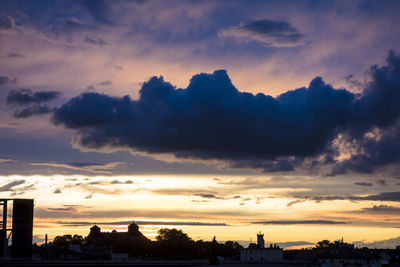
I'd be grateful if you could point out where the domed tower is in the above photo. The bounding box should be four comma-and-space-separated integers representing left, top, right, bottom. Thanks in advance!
128, 222, 139, 234
89, 225, 101, 237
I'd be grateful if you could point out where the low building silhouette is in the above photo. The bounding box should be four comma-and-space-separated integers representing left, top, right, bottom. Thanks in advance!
86, 222, 150, 257
88, 223, 149, 243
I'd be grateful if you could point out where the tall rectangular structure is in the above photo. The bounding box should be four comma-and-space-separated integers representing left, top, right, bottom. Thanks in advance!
11, 199, 34, 259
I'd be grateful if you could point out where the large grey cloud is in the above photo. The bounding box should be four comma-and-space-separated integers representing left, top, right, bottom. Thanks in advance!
49, 51, 400, 174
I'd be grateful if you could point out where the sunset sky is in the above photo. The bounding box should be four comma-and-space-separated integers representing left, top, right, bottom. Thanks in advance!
1, 0, 400, 249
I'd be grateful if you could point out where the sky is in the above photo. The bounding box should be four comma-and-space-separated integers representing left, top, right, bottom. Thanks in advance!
1, 0, 400, 249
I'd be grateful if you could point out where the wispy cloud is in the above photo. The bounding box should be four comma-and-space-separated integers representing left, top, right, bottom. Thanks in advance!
219, 19, 304, 47
31, 162, 126, 174
252, 220, 349, 225
0, 180, 26, 192
6, 89, 61, 105
58, 220, 228, 227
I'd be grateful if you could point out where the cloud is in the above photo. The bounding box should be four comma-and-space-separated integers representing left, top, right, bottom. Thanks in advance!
35, 206, 260, 221
50, 51, 400, 174
7, 89, 61, 105
58, 220, 228, 227
31, 162, 126, 174
194, 193, 218, 199
0, 13, 13, 31
252, 220, 348, 225
354, 182, 373, 187
353, 236, 400, 249
0, 180, 34, 196
10, 183, 35, 196
0, 180, 25, 192
81, 0, 114, 25
51, 70, 354, 170
53, 188, 62, 194
13, 105, 53, 118
299, 191, 400, 203
219, 19, 304, 47
84, 36, 108, 46
110, 179, 133, 184
376, 179, 386, 186
7, 52, 26, 58
0, 158, 16, 163
286, 199, 305, 207
361, 205, 400, 214
0, 76, 16, 86
98, 80, 112, 86
46, 17, 89, 43
274, 241, 314, 248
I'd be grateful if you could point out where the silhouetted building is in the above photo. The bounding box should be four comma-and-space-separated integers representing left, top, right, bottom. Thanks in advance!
318, 249, 381, 267
11, 199, 34, 259
88, 222, 148, 243
0, 198, 34, 259
87, 222, 150, 256
240, 232, 283, 263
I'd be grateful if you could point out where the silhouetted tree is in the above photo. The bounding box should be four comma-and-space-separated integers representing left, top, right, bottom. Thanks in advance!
53, 234, 84, 249
316, 240, 332, 248
153, 228, 194, 259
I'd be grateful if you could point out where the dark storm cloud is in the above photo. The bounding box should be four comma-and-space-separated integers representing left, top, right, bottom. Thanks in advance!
0, 76, 16, 86
51, 51, 400, 174
252, 220, 348, 225
354, 182, 373, 187
7, 89, 61, 105
220, 19, 304, 47
13, 105, 53, 118
84, 35, 108, 46
52, 71, 354, 164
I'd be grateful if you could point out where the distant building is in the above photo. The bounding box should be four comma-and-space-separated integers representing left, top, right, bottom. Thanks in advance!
86, 222, 150, 257
318, 249, 381, 267
240, 232, 283, 263
87, 222, 149, 244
